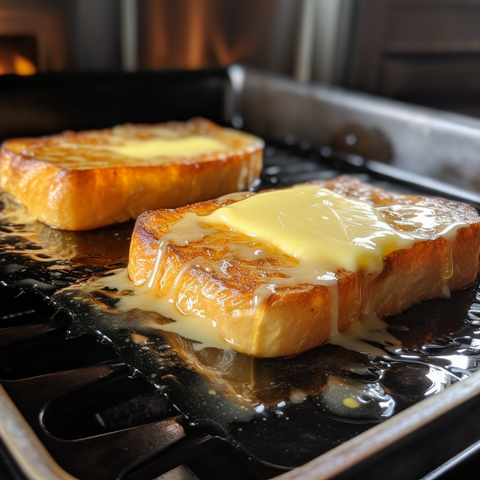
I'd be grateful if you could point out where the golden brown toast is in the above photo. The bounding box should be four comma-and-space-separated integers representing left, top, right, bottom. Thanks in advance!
128, 176, 480, 357
0, 118, 263, 230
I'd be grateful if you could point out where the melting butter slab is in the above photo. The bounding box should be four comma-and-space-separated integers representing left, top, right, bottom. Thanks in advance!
93, 136, 231, 161
127, 176, 480, 357
209, 186, 418, 275
57, 135, 232, 167
0, 118, 263, 230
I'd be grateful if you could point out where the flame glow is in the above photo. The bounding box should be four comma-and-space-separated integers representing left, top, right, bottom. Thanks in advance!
0, 52, 36, 76
13, 54, 36, 75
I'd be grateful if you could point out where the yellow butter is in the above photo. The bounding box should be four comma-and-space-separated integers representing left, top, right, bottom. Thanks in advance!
208, 186, 415, 276
103, 135, 230, 159
53, 135, 231, 169
343, 397, 361, 409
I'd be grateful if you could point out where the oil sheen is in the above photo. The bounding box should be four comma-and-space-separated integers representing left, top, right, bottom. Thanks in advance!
3, 190, 479, 422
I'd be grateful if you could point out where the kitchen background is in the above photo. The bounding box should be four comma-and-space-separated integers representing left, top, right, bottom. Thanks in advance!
1, 0, 480, 118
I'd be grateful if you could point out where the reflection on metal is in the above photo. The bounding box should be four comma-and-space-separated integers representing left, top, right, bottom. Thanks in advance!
284, 0, 356, 84
239, 67, 480, 193
294, 0, 316, 83
0, 384, 79, 480
121, 0, 138, 72
226, 64, 246, 128
311, 0, 355, 85
74, 0, 121, 71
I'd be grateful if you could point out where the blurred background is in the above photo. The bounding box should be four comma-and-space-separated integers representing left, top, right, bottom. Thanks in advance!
2, 4, 480, 479
1, 0, 480, 118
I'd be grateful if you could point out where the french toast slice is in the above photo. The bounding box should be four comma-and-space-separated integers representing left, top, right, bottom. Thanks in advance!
0, 118, 263, 230
128, 176, 480, 357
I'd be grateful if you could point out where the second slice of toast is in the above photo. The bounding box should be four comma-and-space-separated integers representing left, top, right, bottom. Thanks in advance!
0, 118, 263, 230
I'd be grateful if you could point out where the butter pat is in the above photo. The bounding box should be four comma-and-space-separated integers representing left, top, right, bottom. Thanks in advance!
208, 186, 415, 276
102, 135, 230, 159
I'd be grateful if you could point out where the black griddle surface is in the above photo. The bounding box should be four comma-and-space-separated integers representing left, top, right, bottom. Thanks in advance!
2, 143, 480, 480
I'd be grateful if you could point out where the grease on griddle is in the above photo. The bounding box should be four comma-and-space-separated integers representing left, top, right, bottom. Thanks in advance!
0, 190, 132, 268
2, 187, 480, 459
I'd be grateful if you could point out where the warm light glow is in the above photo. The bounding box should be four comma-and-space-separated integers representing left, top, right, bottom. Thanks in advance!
0, 52, 37, 76
13, 54, 36, 75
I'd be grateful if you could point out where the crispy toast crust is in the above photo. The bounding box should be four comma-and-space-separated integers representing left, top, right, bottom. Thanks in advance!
0, 118, 263, 230
128, 176, 480, 357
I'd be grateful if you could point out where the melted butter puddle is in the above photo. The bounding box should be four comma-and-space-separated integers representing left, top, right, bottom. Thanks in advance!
0, 192, 79, 262
81, 267, 401, 357
0, 191, 131, 266
85, 268, 229, 350
330, 312, 402, 356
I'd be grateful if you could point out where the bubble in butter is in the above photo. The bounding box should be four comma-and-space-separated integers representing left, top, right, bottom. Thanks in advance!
343, 397, 361, 409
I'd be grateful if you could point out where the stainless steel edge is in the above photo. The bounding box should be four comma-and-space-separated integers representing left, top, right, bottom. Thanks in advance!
364, 158, 480, 209
226, 64, 246, 129
277, 369, 480, 480
0, 383, 79, 480
238, 66, 480, 194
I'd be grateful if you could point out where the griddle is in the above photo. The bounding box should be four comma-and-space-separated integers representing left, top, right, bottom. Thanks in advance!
2, 67, 480, 480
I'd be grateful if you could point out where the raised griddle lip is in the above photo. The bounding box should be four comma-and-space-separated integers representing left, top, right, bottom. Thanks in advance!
339, 153, 480, 210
